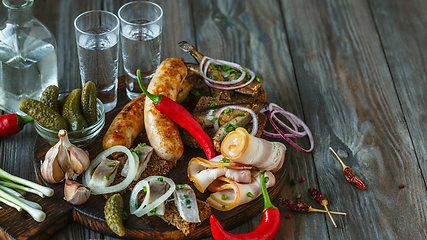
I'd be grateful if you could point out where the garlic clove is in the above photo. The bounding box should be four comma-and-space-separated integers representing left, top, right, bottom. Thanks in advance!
64, 178, 91, 205
56, 130, 76, 179
69, 145, 90, 175
41, 141, 65, 183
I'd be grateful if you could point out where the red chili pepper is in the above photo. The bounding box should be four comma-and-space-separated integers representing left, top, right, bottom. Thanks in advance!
137, 69, 215, 160
0, 114, 33, 138
210, 171, 280, 240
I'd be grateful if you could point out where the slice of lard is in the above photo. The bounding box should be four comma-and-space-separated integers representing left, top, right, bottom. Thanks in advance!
89, 158, 120, 188
173, 184, 200, 223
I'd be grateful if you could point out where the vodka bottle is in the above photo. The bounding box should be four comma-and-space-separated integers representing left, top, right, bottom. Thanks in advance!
0, 0, 58, 115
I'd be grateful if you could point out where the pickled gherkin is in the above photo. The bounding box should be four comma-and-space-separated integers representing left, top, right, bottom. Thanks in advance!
40, 85, 59, 112
81, 81, 98, 126
104, 194, 125, 237
62, 89, 88, 131
19, 99, 68, 131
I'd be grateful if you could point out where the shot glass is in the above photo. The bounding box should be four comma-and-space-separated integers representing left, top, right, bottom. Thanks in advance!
74, 10, 120, 112
118, 1, 163, 99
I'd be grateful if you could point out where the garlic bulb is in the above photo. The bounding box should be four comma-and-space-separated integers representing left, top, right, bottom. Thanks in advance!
41, 130, 90, 183
64, 178, 91, 205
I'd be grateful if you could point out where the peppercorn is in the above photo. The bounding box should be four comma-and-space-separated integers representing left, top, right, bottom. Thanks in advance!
286, 214, 291, 218
399, 184, 405, 189
300, 177, 305, 182
290, 179, 297, 185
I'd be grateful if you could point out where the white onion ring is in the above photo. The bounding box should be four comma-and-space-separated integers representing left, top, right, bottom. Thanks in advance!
213, 105, 258, 136
262, 103, 314, 153
129, 176, 176, 217
82, 146, 139, 195
199, 56, 256, 91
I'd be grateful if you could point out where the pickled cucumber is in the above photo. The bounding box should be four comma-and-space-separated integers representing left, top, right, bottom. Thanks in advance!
81, 81, 98, 126
62, 89, 88, 131
104, 194, 125, 237
19, 99, 68, 131
40, 85, 59, 112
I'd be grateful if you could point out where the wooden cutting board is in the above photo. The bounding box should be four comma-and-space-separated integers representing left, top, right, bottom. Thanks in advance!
0, 76, 289, 240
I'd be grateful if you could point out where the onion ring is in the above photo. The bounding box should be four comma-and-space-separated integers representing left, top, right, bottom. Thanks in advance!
261, 103, 314, 153
129, 176, 176, 217
213, 105, 258, 136
82, 146, 139, 195
199, 56, 256, 91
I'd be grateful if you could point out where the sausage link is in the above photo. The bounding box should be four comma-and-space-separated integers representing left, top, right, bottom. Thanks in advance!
145, 58, 187, 162
102, 93, 146, 152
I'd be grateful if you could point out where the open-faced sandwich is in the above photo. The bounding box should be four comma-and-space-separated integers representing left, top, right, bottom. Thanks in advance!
39, 41, 314, 238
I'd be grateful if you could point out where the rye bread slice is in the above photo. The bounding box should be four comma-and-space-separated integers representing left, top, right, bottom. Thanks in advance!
159, 200, 211, 236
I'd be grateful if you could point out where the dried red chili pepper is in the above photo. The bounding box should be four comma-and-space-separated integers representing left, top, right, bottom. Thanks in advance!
279, 199, 346, 215
329, 147, 366, 190
138, 69, 215, 160
344, 167, 366, 190
308, 188, 336, 227
210, 171, 280, 240
0, 114, 33, 138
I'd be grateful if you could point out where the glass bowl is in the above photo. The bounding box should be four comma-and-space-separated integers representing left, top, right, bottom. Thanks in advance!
35, 97, 105, 148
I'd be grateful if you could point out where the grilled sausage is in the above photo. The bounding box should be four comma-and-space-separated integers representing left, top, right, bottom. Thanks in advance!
102, 93, 146, 152
145, 58, 187, 162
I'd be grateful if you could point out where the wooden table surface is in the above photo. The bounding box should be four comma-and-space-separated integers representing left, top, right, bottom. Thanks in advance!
1, 0, 427, 239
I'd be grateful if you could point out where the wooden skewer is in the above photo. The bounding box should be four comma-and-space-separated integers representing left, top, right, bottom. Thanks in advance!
308, 207, 347, 215
323, 204, 337, 227
329, 147, 348, 171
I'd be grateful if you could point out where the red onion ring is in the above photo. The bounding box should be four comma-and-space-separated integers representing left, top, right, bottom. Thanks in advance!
199, 56, 255, 91
262, 103, 314, 153
213, 105, 258, 136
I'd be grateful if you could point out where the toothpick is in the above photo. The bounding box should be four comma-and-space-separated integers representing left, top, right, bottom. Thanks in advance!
324, 205, 337, 227
308, 207, 347, 215
329, 147, 348, 171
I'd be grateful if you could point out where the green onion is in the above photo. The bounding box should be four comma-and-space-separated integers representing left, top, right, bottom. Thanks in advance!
210, 102, 218, 107
246, 71, 250, 79
210, 63, 217, 70
222, 64, 231, 71
247, 192, 254, 198
211, 117, 219, 123
212, 75, 218, 81
183, 195, 188, 198
224, 77, 231, 81
238, 113, 245, 117
157, 177, 163, 182
143, 186, 147, 192
187, 206, 192, 209
222, 205, 226, 209
150, 208, 157, 215
229, 91, 235, 97
185, 199, 191, 205
122, 211, 129, 220
107, 162, 117, 168
183, 129, 188, 135
219, 158, 230, 163
224, 107, 233, 114
139, 143, 147, 147
227, 69, 237, 75
191, 91, 201, 97
134, 150, 142, 157
176, 184, 185, 190
212, 94, 217, 98
197, 170, 202, 174
195, 85, 203, 90
256, 76, 262, 82
221, 194, 227, 200
247, 128, 251, 133
104, 175, 110, 180
201, 123, 206, 129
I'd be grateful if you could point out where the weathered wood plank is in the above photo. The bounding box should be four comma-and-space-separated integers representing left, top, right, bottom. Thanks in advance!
191, 0, 328, 239
281, 0, 427, 239
368, 0, 427, 191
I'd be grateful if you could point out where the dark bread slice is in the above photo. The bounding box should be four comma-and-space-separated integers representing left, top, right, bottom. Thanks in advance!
159, 200, 211, 236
